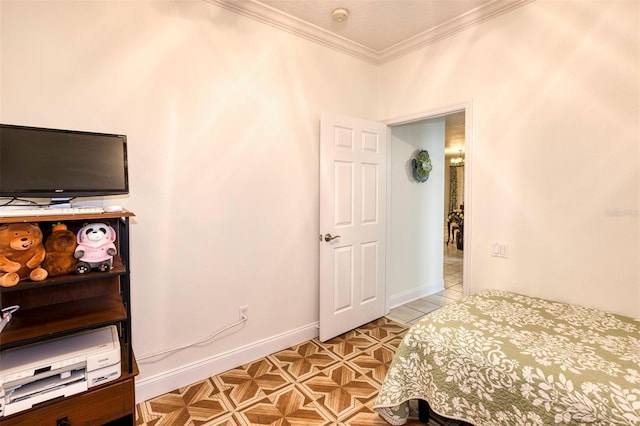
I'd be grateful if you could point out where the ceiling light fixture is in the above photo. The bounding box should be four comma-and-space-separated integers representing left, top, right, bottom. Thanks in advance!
332, 8, 349, 23
451, 149, 464, 166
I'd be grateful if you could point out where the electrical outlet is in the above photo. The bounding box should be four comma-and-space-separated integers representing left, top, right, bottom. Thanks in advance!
239, 305, 249, 321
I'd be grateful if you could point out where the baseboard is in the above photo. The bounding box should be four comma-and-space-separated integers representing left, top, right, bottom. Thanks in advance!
135, 322, 319, 403
388, 280, 444, 310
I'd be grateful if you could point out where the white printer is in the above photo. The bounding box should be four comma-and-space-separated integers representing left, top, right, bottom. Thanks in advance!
0, 325, 121, 417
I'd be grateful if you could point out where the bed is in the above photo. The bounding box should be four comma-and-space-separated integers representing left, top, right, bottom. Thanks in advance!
374, 290, 640, 425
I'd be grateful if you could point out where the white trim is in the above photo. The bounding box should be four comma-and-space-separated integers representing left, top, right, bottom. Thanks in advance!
462, 103, 473, 297
384, 125, 393, 316
204, 0, 534, 65
385, 103, 466, 126
389, 281, 445, 310
135, 322, 319, 403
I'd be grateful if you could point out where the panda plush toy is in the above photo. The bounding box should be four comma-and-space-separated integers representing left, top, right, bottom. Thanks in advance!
74, 223, 117, 274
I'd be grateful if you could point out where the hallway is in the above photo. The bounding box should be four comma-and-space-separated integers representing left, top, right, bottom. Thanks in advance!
386, 243, 463, 325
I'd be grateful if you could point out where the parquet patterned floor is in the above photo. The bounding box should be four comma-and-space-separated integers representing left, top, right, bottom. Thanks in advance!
135, 317, 465, 426
135, 245, 466, 425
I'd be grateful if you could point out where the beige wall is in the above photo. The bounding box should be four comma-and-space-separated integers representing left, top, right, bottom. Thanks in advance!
1, 0, 378, 400
379, 0, 639, 317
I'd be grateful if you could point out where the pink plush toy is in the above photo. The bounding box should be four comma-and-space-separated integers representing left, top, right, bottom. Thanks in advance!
74, 223, 117, 274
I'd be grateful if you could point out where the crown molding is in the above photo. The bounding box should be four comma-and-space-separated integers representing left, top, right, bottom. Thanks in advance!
204, 0, 534, 65
205, 0, 379, 64
377, 0, 535, 63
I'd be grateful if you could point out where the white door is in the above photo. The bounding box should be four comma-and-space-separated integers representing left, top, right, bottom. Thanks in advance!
319, 113, 387, 342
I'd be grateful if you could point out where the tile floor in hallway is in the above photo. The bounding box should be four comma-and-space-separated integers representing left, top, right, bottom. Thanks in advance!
385, 243, 464, 326
135, 245, 465, 425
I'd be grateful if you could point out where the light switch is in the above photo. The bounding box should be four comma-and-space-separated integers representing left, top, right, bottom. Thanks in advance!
491, 241, 509, 258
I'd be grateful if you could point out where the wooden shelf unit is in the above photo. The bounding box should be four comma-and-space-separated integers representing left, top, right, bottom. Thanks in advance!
0, 210, 137, 426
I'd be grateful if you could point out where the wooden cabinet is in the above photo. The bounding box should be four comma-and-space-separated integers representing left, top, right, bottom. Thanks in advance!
0, 211, 137, 426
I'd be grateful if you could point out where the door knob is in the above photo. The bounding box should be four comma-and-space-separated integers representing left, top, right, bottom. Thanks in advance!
323, 233, 341, 242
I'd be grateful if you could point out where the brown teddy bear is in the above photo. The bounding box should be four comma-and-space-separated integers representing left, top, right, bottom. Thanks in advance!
0, 222, 48, 287
42, 222, 78, 277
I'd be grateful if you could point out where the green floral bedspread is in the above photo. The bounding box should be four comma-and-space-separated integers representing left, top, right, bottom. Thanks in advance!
374, 290, 640, 425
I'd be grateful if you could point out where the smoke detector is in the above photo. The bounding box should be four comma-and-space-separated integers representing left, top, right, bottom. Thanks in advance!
332, 8, 349, 23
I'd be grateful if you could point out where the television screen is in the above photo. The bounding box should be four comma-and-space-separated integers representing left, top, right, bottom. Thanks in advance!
0, 124, 128, 199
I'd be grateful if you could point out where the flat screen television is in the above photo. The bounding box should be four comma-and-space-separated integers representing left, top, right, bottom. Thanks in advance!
0, 124, 128, 201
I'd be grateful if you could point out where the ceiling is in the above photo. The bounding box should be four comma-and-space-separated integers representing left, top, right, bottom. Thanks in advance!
208, 0, 533, 63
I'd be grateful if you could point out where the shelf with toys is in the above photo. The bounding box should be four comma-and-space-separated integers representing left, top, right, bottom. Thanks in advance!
0, 211, 133, 350
0, 210, 137, 426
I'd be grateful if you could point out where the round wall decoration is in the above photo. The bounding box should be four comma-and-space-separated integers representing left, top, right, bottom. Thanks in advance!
411, 149, 433, 183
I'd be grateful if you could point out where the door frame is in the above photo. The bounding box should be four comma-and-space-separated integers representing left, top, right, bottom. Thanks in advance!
383, 101, 473, 311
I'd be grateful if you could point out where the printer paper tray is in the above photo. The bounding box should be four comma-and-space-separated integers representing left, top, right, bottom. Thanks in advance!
4, 370, 87, 417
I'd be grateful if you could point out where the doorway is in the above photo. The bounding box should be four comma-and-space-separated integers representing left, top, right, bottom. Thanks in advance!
385, 107, 468, 324
443, 112, 465, 303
